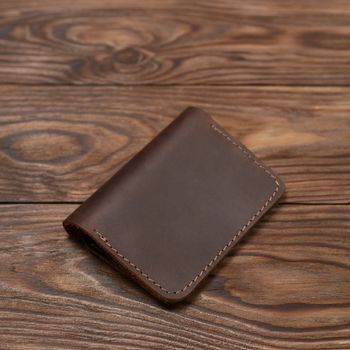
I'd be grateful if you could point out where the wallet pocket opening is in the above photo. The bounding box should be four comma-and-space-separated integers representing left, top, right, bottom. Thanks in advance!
64, 223, 84, 240
64, 223, 116, 265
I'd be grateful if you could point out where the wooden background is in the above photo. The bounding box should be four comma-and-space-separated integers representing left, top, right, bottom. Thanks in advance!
0, 1, 349, 349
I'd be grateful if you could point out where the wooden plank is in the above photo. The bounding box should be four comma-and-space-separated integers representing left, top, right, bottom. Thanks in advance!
0, 85, 349, 204
0, 203, 349, 349
0, 0, 350, 85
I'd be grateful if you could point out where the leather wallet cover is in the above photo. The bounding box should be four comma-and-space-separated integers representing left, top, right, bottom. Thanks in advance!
63, 107, 285, 303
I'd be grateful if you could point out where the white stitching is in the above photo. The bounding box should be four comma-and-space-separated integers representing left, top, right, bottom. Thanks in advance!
94, 122, 280, 294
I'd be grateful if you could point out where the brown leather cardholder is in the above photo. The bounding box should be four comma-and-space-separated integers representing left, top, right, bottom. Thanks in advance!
63, 107, 284, 303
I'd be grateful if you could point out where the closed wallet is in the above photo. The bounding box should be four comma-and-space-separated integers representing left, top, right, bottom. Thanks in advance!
63, 107, 285, 303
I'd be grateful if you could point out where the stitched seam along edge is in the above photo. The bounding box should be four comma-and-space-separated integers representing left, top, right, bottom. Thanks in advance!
94, 122, 280, 295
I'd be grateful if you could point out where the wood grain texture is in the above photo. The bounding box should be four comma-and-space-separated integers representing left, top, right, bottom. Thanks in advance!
0, 203, 349, 350
0, 85, 349, 203
0, 0, 350, 85
0, 1, 349, 348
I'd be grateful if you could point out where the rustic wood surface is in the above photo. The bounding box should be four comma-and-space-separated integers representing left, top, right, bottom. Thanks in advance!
0, 85, 349, 204
1, 204, 350, 350
0, 1, 349, 349
0, 0, 350, 85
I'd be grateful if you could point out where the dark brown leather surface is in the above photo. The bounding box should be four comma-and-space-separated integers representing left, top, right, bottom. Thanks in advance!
63, 107, 285, 303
